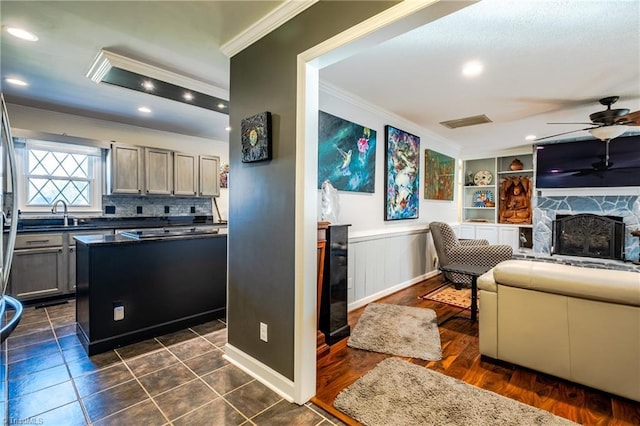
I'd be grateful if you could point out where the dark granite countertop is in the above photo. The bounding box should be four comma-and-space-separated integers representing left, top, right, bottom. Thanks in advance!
75, 227, 227, 245
14, 215, 226, 233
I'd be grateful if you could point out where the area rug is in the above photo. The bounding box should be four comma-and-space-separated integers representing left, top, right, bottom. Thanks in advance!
334, 357, 578, 426
421, 284, 471, 309
347, 303, 442, 361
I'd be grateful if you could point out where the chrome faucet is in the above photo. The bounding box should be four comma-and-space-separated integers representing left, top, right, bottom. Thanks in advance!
51, 199, 69, 226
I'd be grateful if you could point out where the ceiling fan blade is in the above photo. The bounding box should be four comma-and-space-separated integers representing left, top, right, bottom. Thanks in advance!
546, 122, 595, 125
616, 110, 640, 126
534, 126, 599, 142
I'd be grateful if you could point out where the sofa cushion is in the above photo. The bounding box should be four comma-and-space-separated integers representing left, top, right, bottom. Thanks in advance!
491, 260, 640, 307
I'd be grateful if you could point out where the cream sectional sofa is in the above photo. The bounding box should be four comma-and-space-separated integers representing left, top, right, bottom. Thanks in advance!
478, 259, 640, 402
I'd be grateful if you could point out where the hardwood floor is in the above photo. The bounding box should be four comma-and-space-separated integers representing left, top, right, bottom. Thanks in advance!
313, 274, 640, 426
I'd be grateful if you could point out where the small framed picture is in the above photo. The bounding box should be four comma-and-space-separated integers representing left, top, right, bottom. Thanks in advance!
241, 111, 272, 162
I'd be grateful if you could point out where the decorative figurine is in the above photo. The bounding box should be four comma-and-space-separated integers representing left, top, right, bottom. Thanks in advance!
321, 180, 340, 224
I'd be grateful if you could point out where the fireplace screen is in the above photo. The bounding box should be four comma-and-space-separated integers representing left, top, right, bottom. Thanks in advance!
552, 214, 625, 261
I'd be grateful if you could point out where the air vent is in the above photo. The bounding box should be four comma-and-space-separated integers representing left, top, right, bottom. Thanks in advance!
439, 114, 492, 129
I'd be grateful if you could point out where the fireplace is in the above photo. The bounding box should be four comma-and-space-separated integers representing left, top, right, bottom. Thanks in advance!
552, 213, 625, 261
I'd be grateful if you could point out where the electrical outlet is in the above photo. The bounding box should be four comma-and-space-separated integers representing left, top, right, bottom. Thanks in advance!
348, 277, 353, 290
260, 322, 268, 342
114, 305, 124, 321
433, 256, 438, 268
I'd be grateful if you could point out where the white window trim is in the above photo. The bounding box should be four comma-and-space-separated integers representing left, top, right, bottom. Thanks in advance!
16, 140, 104, 214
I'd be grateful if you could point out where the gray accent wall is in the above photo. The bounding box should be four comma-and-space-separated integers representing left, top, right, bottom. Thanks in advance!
228, 1, 399, 380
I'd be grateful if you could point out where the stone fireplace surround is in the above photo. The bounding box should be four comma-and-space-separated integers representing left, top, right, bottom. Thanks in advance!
532, 195, 640, 270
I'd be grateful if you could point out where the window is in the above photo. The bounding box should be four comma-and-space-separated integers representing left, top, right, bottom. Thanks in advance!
18, 140, 104, 212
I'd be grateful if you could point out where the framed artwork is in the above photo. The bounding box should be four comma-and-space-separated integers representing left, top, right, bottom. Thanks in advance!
424, 149, 455, 201
384, 125, 420, 220
317, 111, 376, 193
241, 111, 272, 162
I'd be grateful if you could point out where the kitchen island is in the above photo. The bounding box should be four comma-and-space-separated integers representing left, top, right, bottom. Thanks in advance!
75, 229, 227, 355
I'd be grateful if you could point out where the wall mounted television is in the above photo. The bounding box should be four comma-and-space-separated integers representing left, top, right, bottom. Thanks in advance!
535, 134, 640, 188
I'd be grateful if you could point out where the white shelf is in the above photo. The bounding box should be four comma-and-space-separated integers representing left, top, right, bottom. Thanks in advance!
497, 169, 534, 175
464, 207, 495, 210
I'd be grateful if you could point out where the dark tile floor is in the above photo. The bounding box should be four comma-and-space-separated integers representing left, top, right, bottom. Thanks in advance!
3, 299, 344, 425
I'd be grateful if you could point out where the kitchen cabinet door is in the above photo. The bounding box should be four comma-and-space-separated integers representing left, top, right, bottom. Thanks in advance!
199, 155, 220, 197
10, 247, 65, 301
111, 143, 144, 194
174, 152, 198, 196
145, 148, 173, 195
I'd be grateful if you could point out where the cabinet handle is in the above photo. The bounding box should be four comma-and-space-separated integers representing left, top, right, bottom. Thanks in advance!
26, 239, 50, 244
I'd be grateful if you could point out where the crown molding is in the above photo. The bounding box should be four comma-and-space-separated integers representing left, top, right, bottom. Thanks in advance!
86, 49, 229, 99
319, 80, 461, 155
220, 0, 318, 57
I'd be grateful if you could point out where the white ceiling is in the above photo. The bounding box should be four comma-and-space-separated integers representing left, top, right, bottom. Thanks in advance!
322, 0, 640, 156
2, 0, 639, 154
1, 1, 284, 142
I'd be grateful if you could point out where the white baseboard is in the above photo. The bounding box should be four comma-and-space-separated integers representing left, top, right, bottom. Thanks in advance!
223, 344, 295, 403
348, 270, 439, 311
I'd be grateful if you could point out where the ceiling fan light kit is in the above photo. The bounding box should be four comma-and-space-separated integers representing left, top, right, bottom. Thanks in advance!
589, 125, 629, 141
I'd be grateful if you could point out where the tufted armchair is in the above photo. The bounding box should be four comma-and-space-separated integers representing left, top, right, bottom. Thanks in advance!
429, 221, 513, 287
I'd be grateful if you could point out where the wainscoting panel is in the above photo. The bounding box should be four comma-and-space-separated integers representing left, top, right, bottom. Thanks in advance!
348, 229, 438, 310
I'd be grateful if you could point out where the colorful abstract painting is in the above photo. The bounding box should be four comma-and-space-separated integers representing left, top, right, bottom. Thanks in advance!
424, 149, 455, 201
385, 126, 420, 220
318, 111, 376, 193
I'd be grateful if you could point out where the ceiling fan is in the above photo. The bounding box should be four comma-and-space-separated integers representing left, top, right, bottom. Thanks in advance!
535, 96, 640, 142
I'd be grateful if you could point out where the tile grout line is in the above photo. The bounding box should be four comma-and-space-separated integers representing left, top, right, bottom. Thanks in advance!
306, 403, 343, 426
108, 347, 173, 425
152, 336, 255, 424
45, 305, 92, 425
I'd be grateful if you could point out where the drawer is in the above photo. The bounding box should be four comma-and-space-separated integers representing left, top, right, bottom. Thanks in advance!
15, 233, 63, 249
68, 229, 113, 246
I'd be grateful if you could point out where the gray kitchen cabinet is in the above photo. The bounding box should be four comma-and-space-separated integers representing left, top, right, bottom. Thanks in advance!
111, 143, 144, 194
145, 147, 173, 195
174, 152, 198, 196
10, 233, 65, 301
199, 155, 220, 197
8, 229, 116, 301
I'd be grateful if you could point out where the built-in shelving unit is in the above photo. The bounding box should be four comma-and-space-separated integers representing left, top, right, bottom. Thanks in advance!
460, 150, 534, 251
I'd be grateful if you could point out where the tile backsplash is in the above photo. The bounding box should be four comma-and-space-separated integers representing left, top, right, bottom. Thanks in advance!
102, 195, 212, 217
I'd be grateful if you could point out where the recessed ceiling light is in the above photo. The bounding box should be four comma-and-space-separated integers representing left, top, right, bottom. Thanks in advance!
138, 106, 151, 113
87, 49, 230, 114
6, 78, 28, 86
183, 92, 194, 101
217, 103, 226, 109
142, 81, 154, 91
6, 27, 38, 42
462, 61, 483, 77
224, 126, 232, 132
525, 135, 537, 141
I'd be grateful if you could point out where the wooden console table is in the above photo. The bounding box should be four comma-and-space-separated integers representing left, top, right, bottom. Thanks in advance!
317, 222, 330, 358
